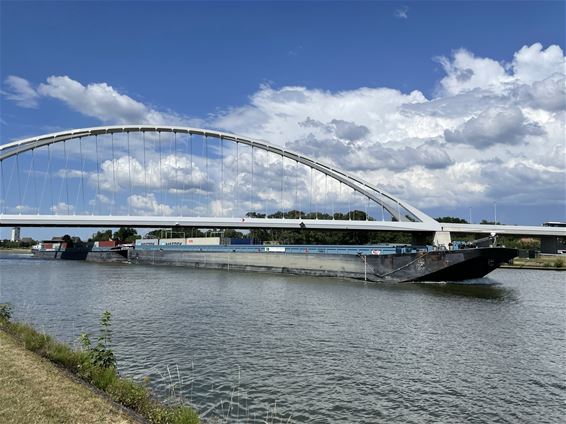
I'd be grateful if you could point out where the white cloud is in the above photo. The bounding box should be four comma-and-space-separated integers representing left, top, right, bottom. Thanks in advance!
444, 106, 544, 149
208, 43, 565, 209
3, 75, 201, 126
3, 76, 39, 108
50, 202, 74, 214
128, 193, 173, 216
3, 43, 565, 215
36, 76, 192, 125
436, 49, 511, 96
93, 155, 209, 193
394, 6, 409, 19
512, 43, 566, 84
436, 43, 565, 96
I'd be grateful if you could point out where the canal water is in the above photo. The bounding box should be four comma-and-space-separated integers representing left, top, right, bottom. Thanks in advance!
0, 253, 564, 423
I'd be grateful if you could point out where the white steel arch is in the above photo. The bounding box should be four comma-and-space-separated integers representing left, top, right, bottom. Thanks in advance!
0, 125, 441, 230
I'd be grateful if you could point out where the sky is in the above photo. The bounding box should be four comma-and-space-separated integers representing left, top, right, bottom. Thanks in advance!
1, 0, 565, 240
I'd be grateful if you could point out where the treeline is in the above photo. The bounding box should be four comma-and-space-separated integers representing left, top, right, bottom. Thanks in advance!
81, 215, 540, 248
246, 209, 375, 221
0, 239, 36, 248
90, 228, 139, 244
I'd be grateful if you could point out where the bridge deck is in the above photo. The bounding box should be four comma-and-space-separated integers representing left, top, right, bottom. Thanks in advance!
1, 214, 565, 237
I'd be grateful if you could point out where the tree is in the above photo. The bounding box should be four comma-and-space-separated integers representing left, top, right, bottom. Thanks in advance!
113, 227, 138, 243
436, 216, 469, 224
223, 229, 245, 239
91, 230, 112, 242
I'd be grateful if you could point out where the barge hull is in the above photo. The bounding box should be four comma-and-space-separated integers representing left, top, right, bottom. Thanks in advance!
128, 247, 518, 283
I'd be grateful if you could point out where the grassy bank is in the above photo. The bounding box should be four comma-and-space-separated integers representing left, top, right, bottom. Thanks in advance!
0, 330, 137, 424
0, 306, 199, 424
504, 255, 565, 270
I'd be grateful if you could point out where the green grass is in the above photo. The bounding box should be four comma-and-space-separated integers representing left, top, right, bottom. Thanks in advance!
0, 314, 199, 424
0, 330, 136, 424
508, 256, 566, 269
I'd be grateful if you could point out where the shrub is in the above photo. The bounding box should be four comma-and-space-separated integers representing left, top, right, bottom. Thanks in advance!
107, 378, 152, 414
45, 342, 85, 370
168, 406, 200, 424
90, 366, 119, 391
0, 303, 12, 321
80, 310, 116, 370
555, 258, 564, 268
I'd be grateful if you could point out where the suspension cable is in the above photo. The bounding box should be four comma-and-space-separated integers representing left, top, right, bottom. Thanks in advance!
6, 155, 16, 213
159, 131, 163, 215
280, 155, 284, 217
111, 133, 116, 215
190, 134, 193, 213
127, 132, 132, 215
0, 160, 5, 214
295, 161, 302, 219
199, 135, 204, 214
22, 149, 34, 212
48, 145, 54, 214
250, 145, 254, 214
220, 136, 224, 217
325, 174, 328, 219
205, 135, 209, 216
174, 131, 178, 214
143, 131, 147, 198
95, 135, 100, 215
15, 153, 22, 212
332, 177, 335, 219
309, 167, 313, 218
73, 141, 82, 214
79, 138, 85, 215
63, 140, 70, 215
235, 142, 239, 216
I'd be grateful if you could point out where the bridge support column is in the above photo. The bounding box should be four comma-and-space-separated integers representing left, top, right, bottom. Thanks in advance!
433, 231, 451, 248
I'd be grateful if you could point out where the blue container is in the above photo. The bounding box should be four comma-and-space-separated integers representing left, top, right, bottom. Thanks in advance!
229, 238, 255, 245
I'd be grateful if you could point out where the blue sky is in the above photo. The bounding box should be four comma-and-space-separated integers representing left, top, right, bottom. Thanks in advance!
1, 1, 565, 239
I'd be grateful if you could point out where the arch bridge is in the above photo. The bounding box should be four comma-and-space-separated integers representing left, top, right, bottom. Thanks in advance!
0, 125, 440, 232
1, 126, 563, 242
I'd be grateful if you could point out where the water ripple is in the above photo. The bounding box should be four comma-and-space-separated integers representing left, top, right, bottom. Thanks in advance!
1, 258, 564, 423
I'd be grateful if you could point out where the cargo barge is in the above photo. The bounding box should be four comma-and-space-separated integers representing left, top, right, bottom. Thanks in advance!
32, 237, 517, 283
128, 241, 517, 283
31, 240, 128, 262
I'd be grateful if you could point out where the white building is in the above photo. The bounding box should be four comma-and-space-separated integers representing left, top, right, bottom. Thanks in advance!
10, 227, 21, 242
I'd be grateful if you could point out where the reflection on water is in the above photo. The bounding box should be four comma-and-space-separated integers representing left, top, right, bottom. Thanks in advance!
414, 281, 518, 300
0, 257, 564, 423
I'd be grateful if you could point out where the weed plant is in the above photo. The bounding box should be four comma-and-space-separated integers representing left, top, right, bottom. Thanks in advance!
0, 308, 199, 424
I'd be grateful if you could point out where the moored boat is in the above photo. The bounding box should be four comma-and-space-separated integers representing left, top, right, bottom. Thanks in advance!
31, 237, 517, 283
127, 242, 518, 283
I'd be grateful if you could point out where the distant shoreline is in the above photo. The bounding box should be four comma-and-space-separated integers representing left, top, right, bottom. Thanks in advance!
0, 248, 31, 253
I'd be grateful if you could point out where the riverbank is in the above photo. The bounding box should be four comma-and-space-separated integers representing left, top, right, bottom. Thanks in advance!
0, 248, 31, 253
502, 256, 565, 270
0, 308, 200, 424
0, 329, 138, 424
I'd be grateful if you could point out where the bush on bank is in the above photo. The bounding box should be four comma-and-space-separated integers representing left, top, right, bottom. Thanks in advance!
0, 305, 199, 424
